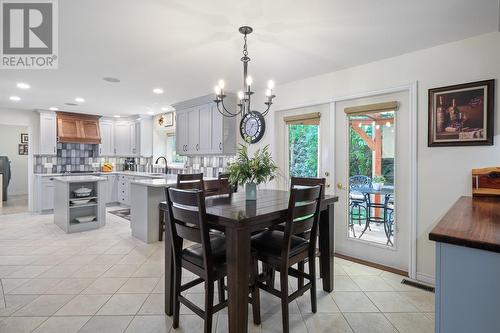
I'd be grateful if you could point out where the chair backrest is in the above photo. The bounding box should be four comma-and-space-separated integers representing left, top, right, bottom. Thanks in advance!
219, 172, 238, 193
282, 185, 322, 262
290, 177, 326, 198
204, 179, 232, 197
177, 173, 204, 190
349, 175, 371, 191
165, 187, 214, 274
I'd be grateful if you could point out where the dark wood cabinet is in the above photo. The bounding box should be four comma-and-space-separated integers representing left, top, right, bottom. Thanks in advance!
57, 112, 101, 144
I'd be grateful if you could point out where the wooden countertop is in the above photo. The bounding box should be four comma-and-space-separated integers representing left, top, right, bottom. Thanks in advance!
429, 196, 500, 253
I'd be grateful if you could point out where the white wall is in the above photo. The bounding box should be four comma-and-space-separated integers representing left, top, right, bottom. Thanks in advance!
257, 32, 500, 281
0, 125, 29, 195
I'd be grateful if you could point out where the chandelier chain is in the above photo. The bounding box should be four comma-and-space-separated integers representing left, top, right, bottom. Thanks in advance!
243, 33, 248, 57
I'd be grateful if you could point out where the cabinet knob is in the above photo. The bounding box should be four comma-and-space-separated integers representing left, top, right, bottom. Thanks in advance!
196, 144, 199, 151
219, 142, 222, 150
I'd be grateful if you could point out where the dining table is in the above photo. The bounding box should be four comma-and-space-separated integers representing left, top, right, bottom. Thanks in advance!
162, 189, 338, 333
355, 186, 394, 242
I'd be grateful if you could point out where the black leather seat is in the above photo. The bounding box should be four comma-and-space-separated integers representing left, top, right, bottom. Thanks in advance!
251, 230, 308, 258
183, 235, 226, 268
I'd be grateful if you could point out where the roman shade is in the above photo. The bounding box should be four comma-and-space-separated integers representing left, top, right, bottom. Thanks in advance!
344, 101, 399, 115
284, 112, 321, 125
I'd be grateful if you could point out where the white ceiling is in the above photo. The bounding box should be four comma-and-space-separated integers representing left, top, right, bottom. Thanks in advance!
0, 0, 499, 116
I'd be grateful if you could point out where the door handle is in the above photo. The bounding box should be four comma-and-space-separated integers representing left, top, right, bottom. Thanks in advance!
337, 183, 345, 190
325, 171, 330, 177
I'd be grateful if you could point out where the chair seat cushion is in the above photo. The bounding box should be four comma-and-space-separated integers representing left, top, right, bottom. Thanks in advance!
182, 235, 226, 268
251, 230, 308, 258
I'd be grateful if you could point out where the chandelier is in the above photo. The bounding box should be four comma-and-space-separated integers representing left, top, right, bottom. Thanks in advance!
213, 26, 276, 117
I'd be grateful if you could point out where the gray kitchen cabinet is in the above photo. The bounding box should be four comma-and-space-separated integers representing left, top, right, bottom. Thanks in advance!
105, 174, 118, 203
38, 111, 57, 155
174, 94, 237, 156
99, 119, 114, 156
40, 177, 56, 211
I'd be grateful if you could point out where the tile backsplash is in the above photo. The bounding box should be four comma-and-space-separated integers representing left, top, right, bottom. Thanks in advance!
179, 155, 235, 178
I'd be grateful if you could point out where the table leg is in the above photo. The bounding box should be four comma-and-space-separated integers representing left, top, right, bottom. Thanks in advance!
319, 204, 334, 292
226, 227, 251, 333
164, 210, 174, 316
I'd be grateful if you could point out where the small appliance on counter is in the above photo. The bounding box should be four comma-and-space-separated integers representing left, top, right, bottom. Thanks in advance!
472, 166, 500, 197
0, 156, 11, 201
123, 158, 137, 171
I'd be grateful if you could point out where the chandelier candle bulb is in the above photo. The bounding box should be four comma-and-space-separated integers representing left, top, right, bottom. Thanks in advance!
267, 80, 275, 90
265, 89, 272, 97
218, 80, 225, 90
246, 76, 253, 86
214, 86, 222, 96
238, 91, 245, 100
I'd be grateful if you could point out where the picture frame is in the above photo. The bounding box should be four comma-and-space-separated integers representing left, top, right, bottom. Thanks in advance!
20, 133, 28, 143
428, 79, 495, 147
162, 112, 174, 127
18, 144, 28, 155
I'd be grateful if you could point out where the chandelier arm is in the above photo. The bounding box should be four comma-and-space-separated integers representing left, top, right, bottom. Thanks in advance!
216, 100, 240, 117
260, 103, 272, 117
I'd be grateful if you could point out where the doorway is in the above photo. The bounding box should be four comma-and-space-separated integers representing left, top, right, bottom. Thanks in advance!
334, 90, 414, 273
0, 124, 29, 215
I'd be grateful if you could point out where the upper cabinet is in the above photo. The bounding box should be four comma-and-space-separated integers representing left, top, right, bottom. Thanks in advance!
57, 112, 101, 144
114, 117, 152, 157
99, 119, 114, 156
174, 95, 237, 156
39, 111, 57, 155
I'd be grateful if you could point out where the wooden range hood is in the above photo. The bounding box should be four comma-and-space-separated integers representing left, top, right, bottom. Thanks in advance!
57, 112, 102, 144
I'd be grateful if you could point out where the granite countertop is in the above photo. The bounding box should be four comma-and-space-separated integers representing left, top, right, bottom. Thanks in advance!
130, 177, 218, 187
36, 171, 171, 178
429, 196, 500, 253
53, 176, 107, 183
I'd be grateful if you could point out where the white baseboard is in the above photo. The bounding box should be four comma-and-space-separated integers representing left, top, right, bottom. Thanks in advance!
416, 272, 435, 286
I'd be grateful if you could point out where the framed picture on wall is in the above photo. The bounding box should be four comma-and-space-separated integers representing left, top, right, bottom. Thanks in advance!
428, 79, 495, 147
159, 112, 174, 127
18, 144, 28, 155
20, 133, 28, 143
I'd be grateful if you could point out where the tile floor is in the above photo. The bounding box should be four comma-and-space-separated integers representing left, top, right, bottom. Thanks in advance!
0, 195, 29, 215
0, 207, 434, 333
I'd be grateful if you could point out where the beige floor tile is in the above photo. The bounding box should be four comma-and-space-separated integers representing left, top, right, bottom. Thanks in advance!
9, 278, 61, 294
93, 254, 125, 265
44, 278, 95, 294
334, 275, 362, 291
118, 253, 149, 265
1, 278, 30, 293
117, 277, 159, 293
125, 315, 173, 333
133, 263, 165, 277
170, 314, 217, 333
61, 255, 98, 266
332, 292, 379, 313
0, 294, 38, 316
97, 293, 149, 315
261, 312, 307, 333
365, 292, 419, 312
303, 313, 353, 333
296, 289, 340, 313
138, 294, 165, 314
384, 312, 434, 333
334, 257, 355, 267
79, 315, 133, 333
216, 314, 261, 333
351, 275, 395, 291
13, 294, 74, 316
344, 313, 397, 333
334, 263, 348, 275
399, 291, 435, 312
102, 264, 142, 277
0, 316, 47, 333
32, 316, 90, 333
82, 277, 128, 294
55, 294, 111, 315
37, 265, 82, 278
72, 264, 112, 278
151, 276, 165, 293
0, 265, 22, 278
5, 265, 52, 278
343, 263, 383, 276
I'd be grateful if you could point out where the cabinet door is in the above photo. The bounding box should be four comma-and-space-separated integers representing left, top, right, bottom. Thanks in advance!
130, 122, 138, 156
138, 118, 153, 157
99, 120, 114, 156
211, 104, 224, 153
176, 112, 188, 155
41, 180, 55, 210
81, 119, 101, 142
57, 117, 81, 142
187, 108, 200, 154
114, 122, 131, 156
39, 113, 57, 155
199, 104, 212, 153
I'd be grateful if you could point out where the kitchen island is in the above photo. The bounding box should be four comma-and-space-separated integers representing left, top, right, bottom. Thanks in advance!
429, 196, 500, 333
53, 175, 107, 233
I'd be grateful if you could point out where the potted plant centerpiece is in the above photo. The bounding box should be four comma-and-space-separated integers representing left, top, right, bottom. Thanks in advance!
227, 144, 278, 200
372, 175, 386, 190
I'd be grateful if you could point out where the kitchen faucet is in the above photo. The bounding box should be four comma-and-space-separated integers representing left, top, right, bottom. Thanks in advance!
155, 156, 168, 174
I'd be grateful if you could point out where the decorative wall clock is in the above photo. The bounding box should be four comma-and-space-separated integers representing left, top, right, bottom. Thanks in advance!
240, 111, 265, 143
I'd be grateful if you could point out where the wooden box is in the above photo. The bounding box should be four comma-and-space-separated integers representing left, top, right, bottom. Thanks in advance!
472, 167, 500, 197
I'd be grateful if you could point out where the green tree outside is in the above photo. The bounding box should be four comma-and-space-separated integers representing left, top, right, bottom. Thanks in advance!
288, 124, 319, 178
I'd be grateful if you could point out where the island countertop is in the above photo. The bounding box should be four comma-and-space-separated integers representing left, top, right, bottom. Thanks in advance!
130, 177, 218, 187
429, 196, 500, 253
52, 175, 107, 182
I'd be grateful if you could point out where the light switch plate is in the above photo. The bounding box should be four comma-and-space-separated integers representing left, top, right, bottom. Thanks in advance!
44, 163, 53, 168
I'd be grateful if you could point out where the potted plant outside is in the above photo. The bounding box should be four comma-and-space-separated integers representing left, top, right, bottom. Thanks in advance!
372, 175, 386, 190
227, 144, 278, 200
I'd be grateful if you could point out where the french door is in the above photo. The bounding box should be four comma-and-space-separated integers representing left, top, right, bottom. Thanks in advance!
333, 90, 412, 272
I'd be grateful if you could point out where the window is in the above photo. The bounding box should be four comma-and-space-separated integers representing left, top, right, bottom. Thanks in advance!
286, 112, 320, 178
166, 135, 186, 163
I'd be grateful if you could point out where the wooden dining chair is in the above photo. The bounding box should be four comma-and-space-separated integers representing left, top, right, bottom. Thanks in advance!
204, 178, 232, 197
165, 187, 261, 333
158, 173, 205, 241
219, 172, 238, 193
251, 185, 323, 332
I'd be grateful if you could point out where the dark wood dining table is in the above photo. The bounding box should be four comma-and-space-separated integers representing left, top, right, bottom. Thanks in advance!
163, 189, 338, 333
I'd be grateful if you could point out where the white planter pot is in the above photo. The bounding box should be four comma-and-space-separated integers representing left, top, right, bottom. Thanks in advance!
372, 183, 384, 190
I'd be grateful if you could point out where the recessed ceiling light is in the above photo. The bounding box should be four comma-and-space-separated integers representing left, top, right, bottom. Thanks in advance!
75, 97, 85, 103
147, 111, 155, 115
153, 88, 164, 94
114, 115, 120, 118
161, 107, 168, 111
49, 107, 59, 111
16, 82, 30, 89
9, 96, 21, 101
65, 102, 78, 106
103, 77, 120, 83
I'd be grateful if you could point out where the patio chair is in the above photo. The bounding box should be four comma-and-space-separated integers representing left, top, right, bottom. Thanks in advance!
348, 176, 371, 236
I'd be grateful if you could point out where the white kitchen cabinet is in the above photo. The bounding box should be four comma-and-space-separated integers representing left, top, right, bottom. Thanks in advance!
99, 119, 114, 156
174, 95, 237, 156
137, 117, 153, 157
114, 121, 132, 156
40, 177, 56, 211
39, 111, 57, 155
105, 174, 118, 203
